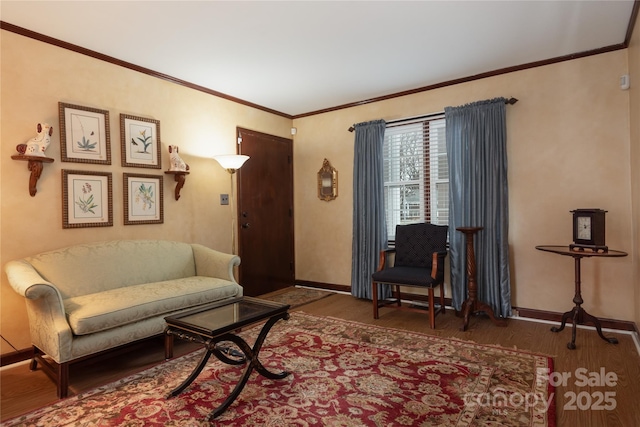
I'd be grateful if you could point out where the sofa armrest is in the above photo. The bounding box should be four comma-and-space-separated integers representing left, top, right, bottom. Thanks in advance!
5, 260, 63, 302
4, 260, 73, 362
191, 244, 241, 283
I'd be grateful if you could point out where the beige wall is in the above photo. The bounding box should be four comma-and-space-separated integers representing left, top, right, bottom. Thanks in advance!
2, 24, 638, 354
629, 13, 640, 328
293, 50, 636, 322
0, 31, 292, 350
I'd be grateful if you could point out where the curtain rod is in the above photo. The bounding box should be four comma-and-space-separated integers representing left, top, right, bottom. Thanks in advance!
347, 97, 518, 132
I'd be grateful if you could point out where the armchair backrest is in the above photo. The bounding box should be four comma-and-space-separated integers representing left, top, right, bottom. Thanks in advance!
394, 223, 448, 268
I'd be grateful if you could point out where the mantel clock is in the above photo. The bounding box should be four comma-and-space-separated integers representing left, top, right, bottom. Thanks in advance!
570, 209, 607, 252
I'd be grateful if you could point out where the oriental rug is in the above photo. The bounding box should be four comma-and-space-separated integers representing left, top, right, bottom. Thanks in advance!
261, 286, 333, 308
2, 313, 555, 427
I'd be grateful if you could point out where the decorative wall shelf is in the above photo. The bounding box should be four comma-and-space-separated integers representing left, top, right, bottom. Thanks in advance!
164, 170, 189, 200
11, 155, 54, 197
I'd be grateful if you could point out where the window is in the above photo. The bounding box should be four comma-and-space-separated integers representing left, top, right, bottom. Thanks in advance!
383, 113, 448, 240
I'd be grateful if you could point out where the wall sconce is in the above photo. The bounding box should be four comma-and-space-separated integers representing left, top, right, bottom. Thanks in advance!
318, 158, 338, 201
213, 154, 250, 254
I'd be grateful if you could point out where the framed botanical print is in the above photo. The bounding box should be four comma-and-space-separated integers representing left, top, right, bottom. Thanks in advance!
59, 103, 111, 164
62, 170, 113, 228
123, 173, 164, 225
120, 114, 161, 168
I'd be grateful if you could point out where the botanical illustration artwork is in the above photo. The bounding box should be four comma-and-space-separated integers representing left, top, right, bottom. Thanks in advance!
124, 173, 163, 225
75, 181, 99, 215
72, 114, 100, 152
59, 103, 111, 165
134, 181, 155, 212
62, 170, 113, 228
121, 115, 161, 168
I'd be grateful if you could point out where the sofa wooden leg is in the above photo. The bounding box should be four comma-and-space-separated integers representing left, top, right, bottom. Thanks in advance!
29, 346, 39, 371
31, 346, 70, 398
58, 362, 69, 399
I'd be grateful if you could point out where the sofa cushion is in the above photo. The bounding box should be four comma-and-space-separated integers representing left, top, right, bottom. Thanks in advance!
26, 240, 197, 299
63, 276, 239, 335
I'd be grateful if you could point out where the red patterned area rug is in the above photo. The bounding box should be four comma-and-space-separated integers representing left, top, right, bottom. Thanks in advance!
2, 313, 555, 426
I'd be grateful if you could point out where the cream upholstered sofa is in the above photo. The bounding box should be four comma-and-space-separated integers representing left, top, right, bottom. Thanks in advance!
4, 240, 242, 398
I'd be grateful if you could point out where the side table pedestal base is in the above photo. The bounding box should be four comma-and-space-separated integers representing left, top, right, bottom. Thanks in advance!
550, 306, 618, 350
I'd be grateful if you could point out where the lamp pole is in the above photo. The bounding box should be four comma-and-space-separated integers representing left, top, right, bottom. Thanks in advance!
213, 155, 250, 254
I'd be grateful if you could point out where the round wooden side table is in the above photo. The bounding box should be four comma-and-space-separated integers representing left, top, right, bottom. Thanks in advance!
535, 245, 627, 349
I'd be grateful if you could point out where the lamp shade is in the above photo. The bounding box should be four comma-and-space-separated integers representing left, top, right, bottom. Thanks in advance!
213, 154, 249, 171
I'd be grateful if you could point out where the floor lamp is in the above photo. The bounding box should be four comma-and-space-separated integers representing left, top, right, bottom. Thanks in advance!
213, 154, 249, 255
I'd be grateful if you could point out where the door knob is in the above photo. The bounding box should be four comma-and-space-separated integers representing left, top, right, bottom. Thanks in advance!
241, 223, 250, 229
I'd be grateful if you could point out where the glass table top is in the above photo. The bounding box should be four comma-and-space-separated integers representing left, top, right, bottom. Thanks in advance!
165, 296, 289, 338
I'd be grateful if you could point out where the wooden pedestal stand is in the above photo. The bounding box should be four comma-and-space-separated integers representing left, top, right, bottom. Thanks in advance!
457, 227, 507, 331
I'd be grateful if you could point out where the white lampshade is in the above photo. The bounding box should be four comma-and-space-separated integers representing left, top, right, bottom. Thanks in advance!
213, 154, 250, 172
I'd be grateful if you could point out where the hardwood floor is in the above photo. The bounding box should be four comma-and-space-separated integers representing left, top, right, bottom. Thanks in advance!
2, 292, 639, 426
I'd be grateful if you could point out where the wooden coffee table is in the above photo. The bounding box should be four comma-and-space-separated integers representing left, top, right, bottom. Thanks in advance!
164, 296, 290, 420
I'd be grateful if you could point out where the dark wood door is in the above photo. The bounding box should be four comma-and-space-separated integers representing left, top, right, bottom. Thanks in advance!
236, 128, 294, 296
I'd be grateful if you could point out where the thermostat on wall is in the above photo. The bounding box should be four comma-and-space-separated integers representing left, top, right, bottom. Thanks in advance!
620, 74, 630, 90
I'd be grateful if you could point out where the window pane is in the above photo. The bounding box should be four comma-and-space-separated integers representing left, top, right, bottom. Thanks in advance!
384, 115, 447, 238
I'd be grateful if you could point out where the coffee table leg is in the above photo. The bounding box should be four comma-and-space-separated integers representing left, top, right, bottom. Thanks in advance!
168, 347, 213, 397
164, 332, 174, 360
207, 312, 290, 420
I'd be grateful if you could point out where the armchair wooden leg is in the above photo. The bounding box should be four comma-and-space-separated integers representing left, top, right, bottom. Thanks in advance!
439, 283, 445, 314
428, 288, 436, 329
372, 281, 379, 319
394, 285, 402, 307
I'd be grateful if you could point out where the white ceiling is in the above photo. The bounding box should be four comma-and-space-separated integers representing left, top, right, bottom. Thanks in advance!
1, 1, 636, 116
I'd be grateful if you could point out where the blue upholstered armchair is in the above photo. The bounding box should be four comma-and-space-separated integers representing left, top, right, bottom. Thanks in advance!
371, 223, 448, 328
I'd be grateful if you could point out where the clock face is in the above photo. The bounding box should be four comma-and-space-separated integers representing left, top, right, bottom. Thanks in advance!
577, 216, 591, 240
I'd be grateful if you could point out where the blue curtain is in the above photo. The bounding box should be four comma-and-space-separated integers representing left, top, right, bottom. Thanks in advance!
351, 119, 390, 299
445, 98, 512, 318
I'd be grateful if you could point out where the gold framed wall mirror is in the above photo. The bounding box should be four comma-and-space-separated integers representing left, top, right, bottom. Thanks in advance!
318, 158, 338, 201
